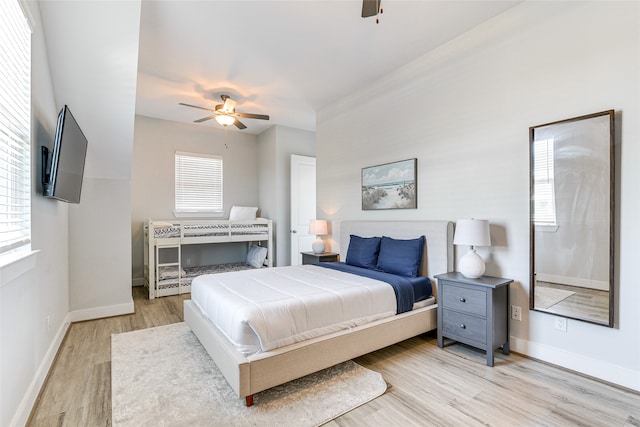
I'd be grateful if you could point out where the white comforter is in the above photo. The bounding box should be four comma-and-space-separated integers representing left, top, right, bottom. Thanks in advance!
190, 264, 397, 356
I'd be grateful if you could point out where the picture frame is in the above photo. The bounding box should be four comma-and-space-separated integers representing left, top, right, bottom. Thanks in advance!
362, 158, 417, 210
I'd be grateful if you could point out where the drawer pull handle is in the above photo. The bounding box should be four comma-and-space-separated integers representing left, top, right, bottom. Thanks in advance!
459, 297, 466, 303
460, 324, 466, 329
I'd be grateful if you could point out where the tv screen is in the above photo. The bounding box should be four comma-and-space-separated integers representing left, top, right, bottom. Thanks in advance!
43, 105, 88, 203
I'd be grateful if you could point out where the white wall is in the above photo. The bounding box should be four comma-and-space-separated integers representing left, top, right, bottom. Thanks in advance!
69, 178, 133, 316
1, 2, 71, 426
258, 125, 315, 266
257, 126, 278, 259
131, 116, 261, 282
2, 1, 141, 424
38, 0, 140, 181
317, 1, 639, 390
37, 0, 140, 321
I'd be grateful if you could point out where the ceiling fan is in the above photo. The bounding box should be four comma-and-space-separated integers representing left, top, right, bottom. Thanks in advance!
179, 95, 270, 130
362, 0, 382, 23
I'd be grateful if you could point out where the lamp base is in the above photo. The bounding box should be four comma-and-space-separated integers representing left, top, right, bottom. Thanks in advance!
312, 238, 325, 254
459, 249, 485, 278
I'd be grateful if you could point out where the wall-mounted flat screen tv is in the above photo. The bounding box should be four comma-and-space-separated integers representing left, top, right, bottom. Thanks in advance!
43, 105, 88, 203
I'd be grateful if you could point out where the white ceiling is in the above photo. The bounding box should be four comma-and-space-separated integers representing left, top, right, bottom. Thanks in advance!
136, 1, 519, 135
36, 0, 519, 179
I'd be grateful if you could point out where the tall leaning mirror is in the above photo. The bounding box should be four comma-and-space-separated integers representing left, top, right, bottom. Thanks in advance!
529, 110, 614, 327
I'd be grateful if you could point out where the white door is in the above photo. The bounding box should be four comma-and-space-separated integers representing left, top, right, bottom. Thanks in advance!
290, 154, 316, 265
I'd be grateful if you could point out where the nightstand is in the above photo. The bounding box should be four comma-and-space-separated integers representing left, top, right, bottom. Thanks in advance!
300, 251, 339, 265
435, 272, 513, 367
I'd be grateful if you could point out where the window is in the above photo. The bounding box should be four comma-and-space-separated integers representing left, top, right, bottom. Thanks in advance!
175, 151, 223, 214
0, 0, 31, 256
532, 138, 557, 226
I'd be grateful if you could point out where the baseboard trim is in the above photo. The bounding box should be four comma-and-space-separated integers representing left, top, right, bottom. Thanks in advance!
69, 300, 134, 322
511, 336, 640, 392
535, 273, 609, 291
131, 277, 145, 287
12, 300, 135, 425
11, 313, 71, 427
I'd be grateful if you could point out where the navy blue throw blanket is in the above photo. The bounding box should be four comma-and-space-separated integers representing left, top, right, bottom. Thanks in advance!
313, 262, 429, 314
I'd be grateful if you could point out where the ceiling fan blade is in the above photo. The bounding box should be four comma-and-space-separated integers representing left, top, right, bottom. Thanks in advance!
235, 112, 270, 120
361, 0, 380, 18
233, 119, 247, 130
194, 115, 216, 123
179, 102, 216, 113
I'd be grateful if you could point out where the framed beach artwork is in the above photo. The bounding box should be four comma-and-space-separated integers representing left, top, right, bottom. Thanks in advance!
362, 158, 417, 210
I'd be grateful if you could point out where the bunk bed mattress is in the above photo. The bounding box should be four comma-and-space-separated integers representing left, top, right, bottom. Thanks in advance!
190, 264, 429, 356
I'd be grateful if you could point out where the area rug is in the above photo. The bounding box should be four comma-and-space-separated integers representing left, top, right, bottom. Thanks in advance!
111, 322, 388, 427
535, 286, 575, 309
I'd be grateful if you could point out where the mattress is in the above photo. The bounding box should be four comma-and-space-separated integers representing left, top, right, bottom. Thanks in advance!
191, 264, 433, 356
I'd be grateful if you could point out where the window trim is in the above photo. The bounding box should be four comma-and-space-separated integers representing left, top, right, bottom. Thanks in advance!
0, 249, 38, 287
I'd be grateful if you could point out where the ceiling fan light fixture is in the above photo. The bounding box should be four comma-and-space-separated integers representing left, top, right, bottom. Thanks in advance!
180, 95, 268, 130
215, 114, 235, 127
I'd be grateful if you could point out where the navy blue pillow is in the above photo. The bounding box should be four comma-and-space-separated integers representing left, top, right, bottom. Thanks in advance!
345, 235, 381, 269
376, 235, 425, 278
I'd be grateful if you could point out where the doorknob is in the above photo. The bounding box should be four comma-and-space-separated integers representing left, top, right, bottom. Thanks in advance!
291, 230, 297, 233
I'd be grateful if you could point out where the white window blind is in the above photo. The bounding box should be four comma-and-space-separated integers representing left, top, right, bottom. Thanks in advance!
175, 151, 223, 213
0, 0, 31, 255
532, 138, 557, 226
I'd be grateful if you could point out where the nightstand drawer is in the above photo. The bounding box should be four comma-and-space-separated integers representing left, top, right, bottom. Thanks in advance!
442, 309, 487, 344
441, 283, 487, 317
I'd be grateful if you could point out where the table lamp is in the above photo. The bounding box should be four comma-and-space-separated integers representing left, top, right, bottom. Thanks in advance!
453, 219, 491, 278
309, 219, 328, 254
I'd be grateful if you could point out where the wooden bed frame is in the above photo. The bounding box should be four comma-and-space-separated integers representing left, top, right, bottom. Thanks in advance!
184, 220, 454, 406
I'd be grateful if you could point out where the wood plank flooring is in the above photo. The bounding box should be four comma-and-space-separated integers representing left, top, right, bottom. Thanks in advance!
27, 287, 639, 426
535, 281, 609, 324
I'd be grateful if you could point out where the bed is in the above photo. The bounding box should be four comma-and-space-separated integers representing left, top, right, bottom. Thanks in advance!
144, 218, 273, 299
184, 220, 454, 406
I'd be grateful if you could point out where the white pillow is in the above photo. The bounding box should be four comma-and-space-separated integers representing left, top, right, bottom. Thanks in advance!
247, 244, 268, 268
229, 206, 258, 221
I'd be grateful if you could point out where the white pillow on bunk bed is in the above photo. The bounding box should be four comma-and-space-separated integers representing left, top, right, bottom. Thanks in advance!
247, 244, 268, 268
229, 206, 258, 221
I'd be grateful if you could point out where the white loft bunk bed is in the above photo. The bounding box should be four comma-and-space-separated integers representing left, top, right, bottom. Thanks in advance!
144, 218, 273, 299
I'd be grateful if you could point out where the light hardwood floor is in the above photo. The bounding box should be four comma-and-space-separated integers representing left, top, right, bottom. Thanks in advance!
535, 281, 609, 324
28, 287, 639, 426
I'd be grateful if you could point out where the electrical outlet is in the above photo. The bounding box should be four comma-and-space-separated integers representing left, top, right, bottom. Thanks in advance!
511, 305, 522, 321
46, 315, 51, 332
554, 317, 567, 332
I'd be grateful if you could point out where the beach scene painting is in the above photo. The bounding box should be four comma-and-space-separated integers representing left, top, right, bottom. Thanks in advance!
362, 158, 417, 210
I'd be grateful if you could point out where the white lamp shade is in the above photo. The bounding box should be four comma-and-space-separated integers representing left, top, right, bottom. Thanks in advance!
308, 219, 328, 236
453, 219, 491, 247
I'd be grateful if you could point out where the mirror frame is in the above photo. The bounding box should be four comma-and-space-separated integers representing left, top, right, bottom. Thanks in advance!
529, 110, 615, 327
